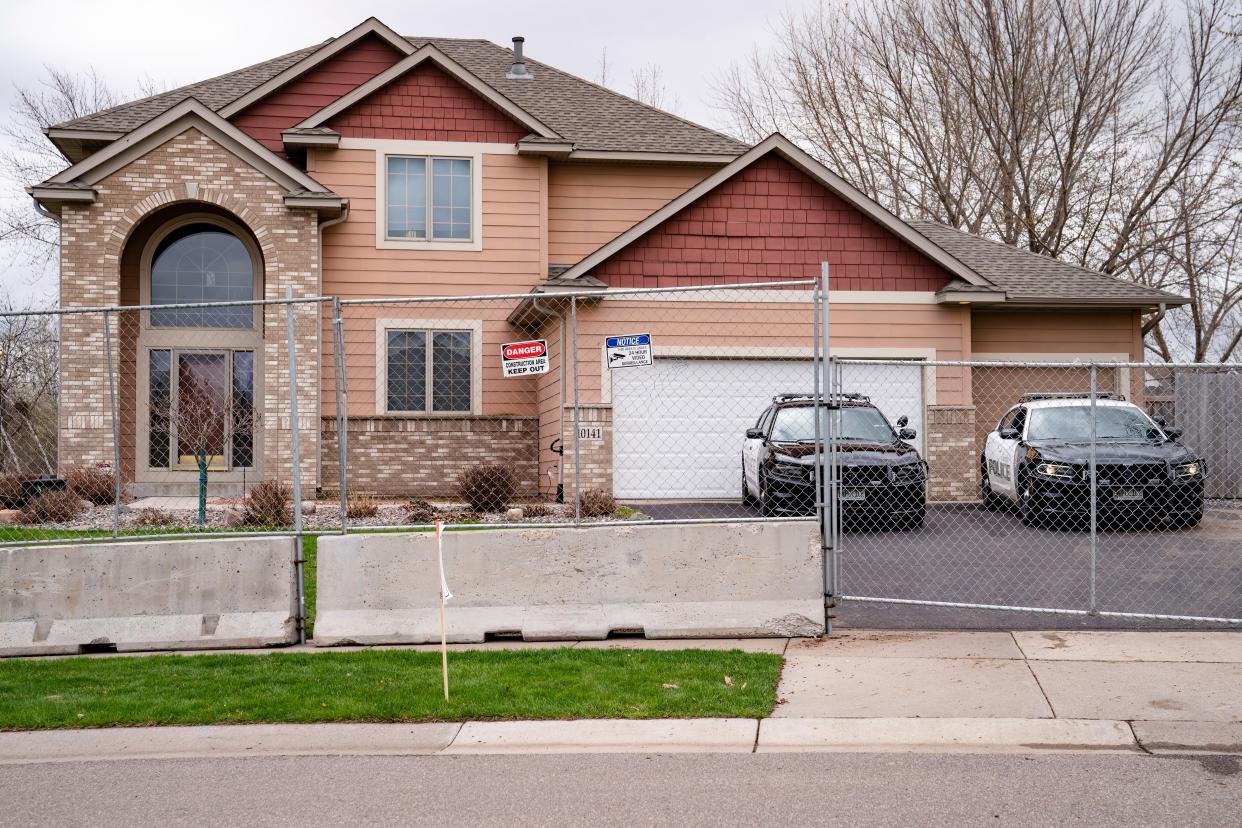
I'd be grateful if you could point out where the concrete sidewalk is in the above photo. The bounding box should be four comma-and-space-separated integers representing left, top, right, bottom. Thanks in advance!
1, 630, 1239, 762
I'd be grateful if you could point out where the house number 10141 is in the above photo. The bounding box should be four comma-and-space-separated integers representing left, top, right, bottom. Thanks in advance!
577, 426, 603, 441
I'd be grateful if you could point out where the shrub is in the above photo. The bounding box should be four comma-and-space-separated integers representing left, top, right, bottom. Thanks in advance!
579, 488, 617, 518
346, 493, 380, 519
133, 507, 177, 528
65, 465, 116, 506
19, 489, 85, 524
0, 474, 24, 508
405, 499, 437, 523
524, 501, 553, 519
241, 481, 292, 527
456, 463, 518, 513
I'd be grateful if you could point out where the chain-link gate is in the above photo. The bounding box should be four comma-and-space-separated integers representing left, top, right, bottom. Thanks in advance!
829, 358, 1242, 626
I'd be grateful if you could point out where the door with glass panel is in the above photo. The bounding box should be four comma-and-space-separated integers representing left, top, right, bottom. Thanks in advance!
148, 349, 255, 471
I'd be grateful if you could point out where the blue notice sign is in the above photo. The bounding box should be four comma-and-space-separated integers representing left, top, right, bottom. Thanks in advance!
605, 333, 653, 369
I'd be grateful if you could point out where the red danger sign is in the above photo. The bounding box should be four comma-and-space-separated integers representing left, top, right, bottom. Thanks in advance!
500, 339, 550, 377
502, 340, 546, 360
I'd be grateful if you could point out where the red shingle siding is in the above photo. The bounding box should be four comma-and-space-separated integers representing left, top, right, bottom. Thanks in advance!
592, 155, 952, 291
232, 35, 405, 154
328, 62, 527, 143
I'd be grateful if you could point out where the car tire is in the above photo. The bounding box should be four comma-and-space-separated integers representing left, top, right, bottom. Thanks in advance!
740, 461, 755, 507
758, 471, 778, 517
1173, 504, 1204, 529
980, 462, 1002, 511
1017, 472, 1039, 527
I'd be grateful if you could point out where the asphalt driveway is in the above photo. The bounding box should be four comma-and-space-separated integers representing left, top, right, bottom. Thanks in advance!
636, 499, 1242, 631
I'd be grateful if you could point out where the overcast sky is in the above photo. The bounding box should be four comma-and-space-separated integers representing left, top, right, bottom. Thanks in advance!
0, 0, 807, 301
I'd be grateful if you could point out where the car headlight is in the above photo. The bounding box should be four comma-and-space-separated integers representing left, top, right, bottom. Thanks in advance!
768, 458, 807, 483
1173, 461, 1203, 478
1034, 463, 1076, 479
892, 463, 926, 483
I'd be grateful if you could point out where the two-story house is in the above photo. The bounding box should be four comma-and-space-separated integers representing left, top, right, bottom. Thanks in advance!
30, 17, 1184, 503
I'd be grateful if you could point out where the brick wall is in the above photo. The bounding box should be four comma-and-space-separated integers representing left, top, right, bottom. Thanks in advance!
58, 127, 321, 491
328, 62, 527, 143
559, 405, 613, 499
925, 405, 977, 502
591, 154, 953, 291
321, 415, 539, 497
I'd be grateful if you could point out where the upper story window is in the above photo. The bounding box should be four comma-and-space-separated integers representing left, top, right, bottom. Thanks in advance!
150, 223, 255, 328
386, 156, 472, 242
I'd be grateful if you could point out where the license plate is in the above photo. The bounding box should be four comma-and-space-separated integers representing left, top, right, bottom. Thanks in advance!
1113, 489, 1144, 501
840, 488, 867, 502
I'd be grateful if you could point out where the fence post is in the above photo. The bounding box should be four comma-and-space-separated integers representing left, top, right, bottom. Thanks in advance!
570, 294, 581, 523
284, 287, 306, 644
331, 297, 349, 534
1089, 363, 1098, 614
102, 309, 122, 537
820, 263, 835, 625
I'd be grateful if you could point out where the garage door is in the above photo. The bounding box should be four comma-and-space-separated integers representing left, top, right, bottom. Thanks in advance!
611, 358, 923, 499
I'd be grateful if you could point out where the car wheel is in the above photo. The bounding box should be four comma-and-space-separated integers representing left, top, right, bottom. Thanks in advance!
1172, 504, 1204, 529
758, 470, 778, 517
1017, 473, 1039, 527
740, 461, 755, 507
980, 462, 1002, 511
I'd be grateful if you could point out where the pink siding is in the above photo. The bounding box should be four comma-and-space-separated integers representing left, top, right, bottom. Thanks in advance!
547, 162, 715, 264
591, 155, 954, 291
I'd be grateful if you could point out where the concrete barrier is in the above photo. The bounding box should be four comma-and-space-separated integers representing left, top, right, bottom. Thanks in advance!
0, 537, 298, 656
314, 521, 823, 646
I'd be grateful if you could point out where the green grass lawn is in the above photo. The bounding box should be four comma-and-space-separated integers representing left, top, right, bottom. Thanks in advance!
0, 648, 782, 731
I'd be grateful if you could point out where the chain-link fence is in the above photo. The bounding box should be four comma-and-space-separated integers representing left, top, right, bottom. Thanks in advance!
3, 282, 1239, 629
832, 359, 1242, 625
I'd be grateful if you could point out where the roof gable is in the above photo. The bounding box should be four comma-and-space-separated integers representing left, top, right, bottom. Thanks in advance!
32, 98, 341, 215
556, 133, 993, 291
294, 43, 558, 139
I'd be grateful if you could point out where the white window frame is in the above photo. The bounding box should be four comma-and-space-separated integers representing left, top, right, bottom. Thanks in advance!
353, 138, 497, 252
375, 318, 483, 416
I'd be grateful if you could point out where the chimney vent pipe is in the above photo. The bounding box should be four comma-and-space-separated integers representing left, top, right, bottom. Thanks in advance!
506, 36, 534, 79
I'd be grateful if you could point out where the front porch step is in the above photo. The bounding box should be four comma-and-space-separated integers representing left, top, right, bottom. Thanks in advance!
128, 481, 251, 499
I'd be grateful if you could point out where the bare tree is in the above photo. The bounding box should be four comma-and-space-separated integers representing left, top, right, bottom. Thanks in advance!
0, 298, 58, 475
1, 68, 164, 269
631, 63, 681, 112
713, 0, 1242, 361
596, 47, 610, 87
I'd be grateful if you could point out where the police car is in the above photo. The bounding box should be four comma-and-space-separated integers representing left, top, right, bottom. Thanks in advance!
742, 393, 927, 527
980, 392, 1205, 527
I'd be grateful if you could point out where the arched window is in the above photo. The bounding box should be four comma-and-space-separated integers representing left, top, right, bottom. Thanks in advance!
149, 222, 256, 328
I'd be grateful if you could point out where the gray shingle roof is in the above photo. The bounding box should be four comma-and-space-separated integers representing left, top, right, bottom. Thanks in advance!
54, 37, 746, 156
909, 220, 1187, 307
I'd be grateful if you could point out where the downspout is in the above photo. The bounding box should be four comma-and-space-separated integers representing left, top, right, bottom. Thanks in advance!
315, 202, 350, 493
531, 293, 567, 502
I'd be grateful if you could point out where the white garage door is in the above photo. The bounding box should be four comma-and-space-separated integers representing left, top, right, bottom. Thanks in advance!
611, 359, 923, 499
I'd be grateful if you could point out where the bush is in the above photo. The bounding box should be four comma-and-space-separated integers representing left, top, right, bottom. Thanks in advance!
346, 493, 380, 519
456, 463, 518, 512
579, 488, 617, 518
405, 498, 437, 523
241, 481, 292, 527
0, 474, 24, 508
19, 489, 85, 524
133, 507, 177, 528
524, 501, 553, 519
65, 465, 117, 506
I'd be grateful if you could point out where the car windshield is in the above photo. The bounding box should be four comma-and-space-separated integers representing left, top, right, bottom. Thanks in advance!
1026, 405, 1162, 442
770, 405, 897, 443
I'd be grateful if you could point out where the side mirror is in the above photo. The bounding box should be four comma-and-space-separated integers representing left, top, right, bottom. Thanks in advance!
898, 427, 917, 441
1152, 415, 1167, 427
999, 427, 1020, 440
745, 428, 765, 440
896, 415, 909, 428
1163, 426, 1183, 441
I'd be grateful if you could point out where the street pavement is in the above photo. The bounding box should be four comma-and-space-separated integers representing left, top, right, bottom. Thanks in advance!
639, 500, 1242, 630
1, 751, 1238, 827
